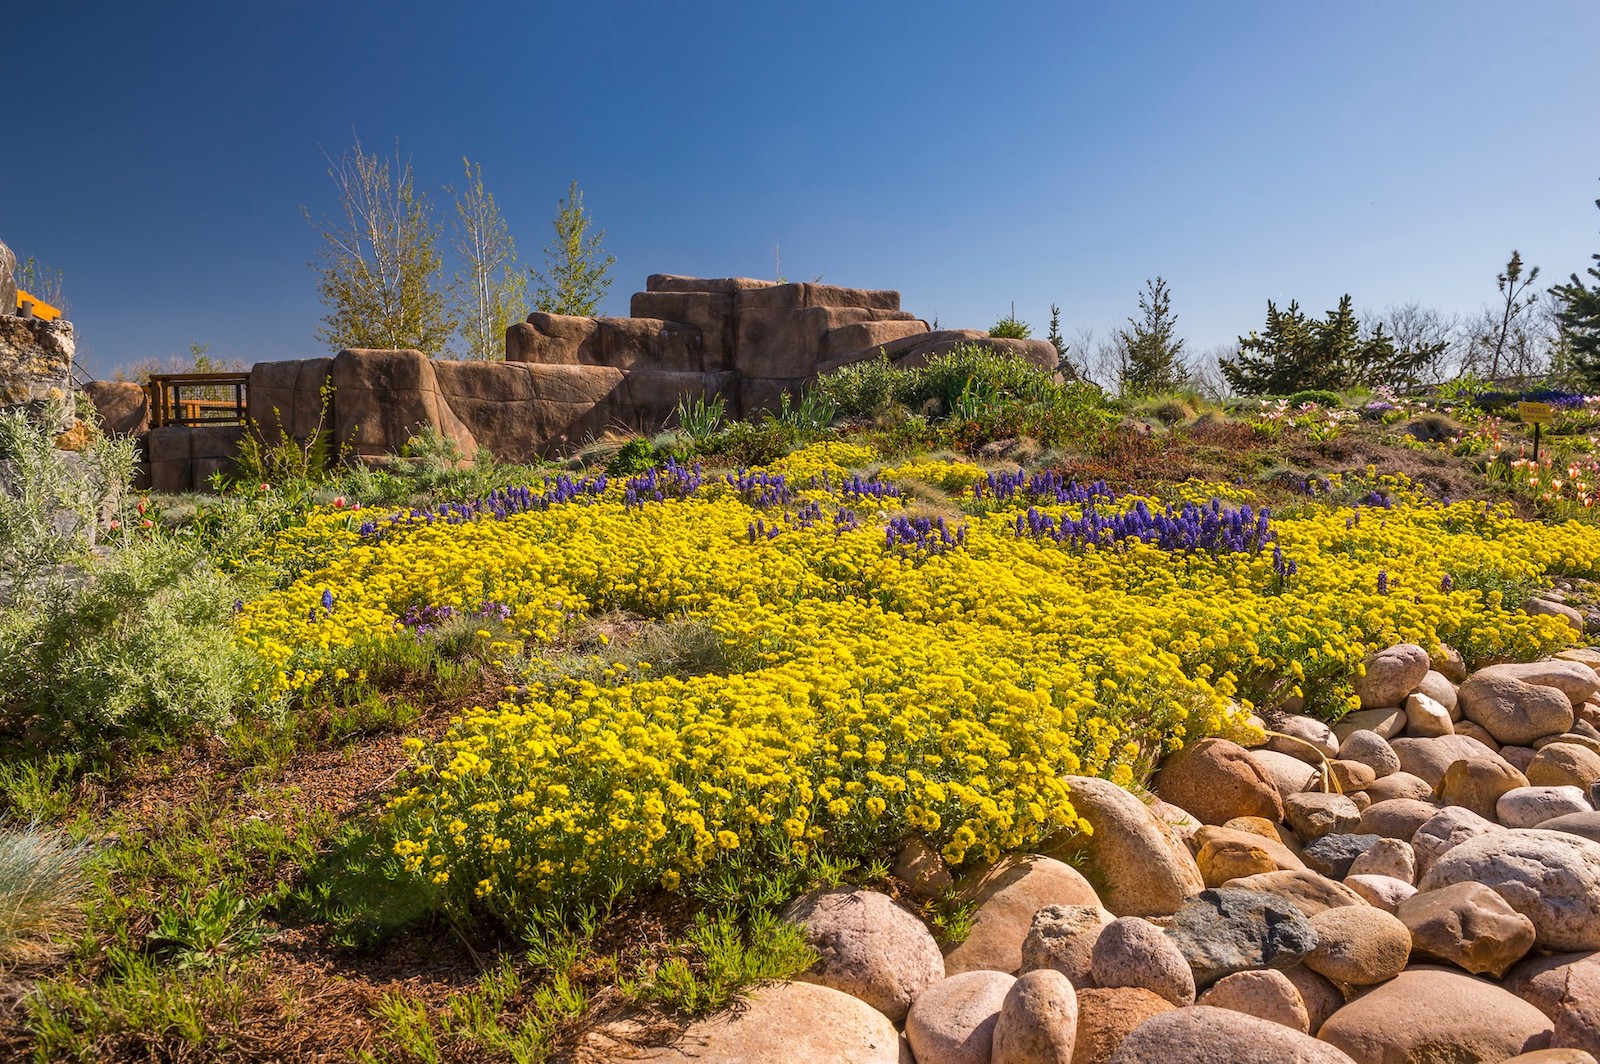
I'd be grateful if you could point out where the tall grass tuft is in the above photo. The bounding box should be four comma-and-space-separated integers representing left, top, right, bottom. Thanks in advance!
0, 822, 89, 965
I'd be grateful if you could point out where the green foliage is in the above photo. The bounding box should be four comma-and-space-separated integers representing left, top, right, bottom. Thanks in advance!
0, 405, 135, 590
710, 419, 799, 466
0, 752, 83, 821
145, 883, 272, 971
605, 437, 660, 476
306, 136, 455, 354
531, 180, 615, 316
770, 389, 838, 434
1557, 181, 1600, 386
673, 393, 726, 442
988, 308, 1032, 339
1118, 277, 1188, 396
0, 535, 270, 744
813, 352, 901, 417
451, 157, 528, 361
1284, 389, 1345, 408
232, 380, 338, 491
0, 822, 88, 964
634, 907, 815, 1016
1223, 295, 1445, 395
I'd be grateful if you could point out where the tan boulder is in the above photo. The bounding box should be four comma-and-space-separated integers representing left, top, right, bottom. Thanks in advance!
1529, 743, 1600, 789
1329, 759, 1378, 792
1505, 952, 1600, 1020
1070, 987, 1175, 1064
1195, 969, 1311, 1032
1435, 757, 1531, 819
782, 887, 945, 1023
1266, 716, 1341, 764
1359, 797, 1443, 840
1478, 660, 1600, 706
1090, 917, 1195, 1007
1412, 805, 1502, 877
1356, 643, 1432, 709
1219, 868, 1367, 916
1283, 792, 1362, 840
1433, 644, 1470, 682
1304, 904, 1412, 985
1153, 738, 1285, 825
1456, 719, 1505, 749
1391, 734, 1518, 787
1050, 776, 1202, 917
1419, 829, 1600, 951
1334, 707, 1407, 743
1019, 904, 1113, 989
1346, 837, 1416, 883
1340, 729, 1402, 777
635, 980, 903, 1063
1193, 825, 1305, 877
1104, 1005, 1358, 1063
1499, 786, 1594, 829
944, 855, 1100, 975
1344, 873, 1418, 912
1405, 691, 1455, 736
1398, 880, 1537, 977
1460, 672, 1576, 746
1318, 966, 1553, 1063
1361, 771, 1436, 803
992, 969, 1077, 1064
905, 970, 1015, 1064
1416, 670, 1462, 716
1283, 965, 1347, 1033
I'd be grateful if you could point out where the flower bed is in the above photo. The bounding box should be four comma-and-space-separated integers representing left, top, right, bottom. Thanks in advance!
233, 445, 1600, 921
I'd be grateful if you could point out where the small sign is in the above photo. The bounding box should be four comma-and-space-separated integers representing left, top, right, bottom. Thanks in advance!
1519, 401, 1555, 425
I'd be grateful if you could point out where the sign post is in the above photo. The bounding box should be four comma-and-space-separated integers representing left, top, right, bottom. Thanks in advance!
1519, 402, 1554, 461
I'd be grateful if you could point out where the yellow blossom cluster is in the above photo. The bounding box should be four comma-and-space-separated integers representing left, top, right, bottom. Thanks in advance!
233, 444, 1600, 917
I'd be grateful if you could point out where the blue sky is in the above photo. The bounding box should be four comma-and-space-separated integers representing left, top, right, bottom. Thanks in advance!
5, 1, 1599, 378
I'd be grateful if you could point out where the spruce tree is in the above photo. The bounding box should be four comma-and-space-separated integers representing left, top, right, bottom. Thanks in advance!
1118, 277, 1187, 395
1555, 181, 1600, 386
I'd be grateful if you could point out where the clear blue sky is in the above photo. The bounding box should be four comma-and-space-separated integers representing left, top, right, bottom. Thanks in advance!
6, 1, 1599, 377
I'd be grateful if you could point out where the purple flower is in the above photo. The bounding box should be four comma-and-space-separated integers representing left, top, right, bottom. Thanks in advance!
1441, 573, 1454, 592
1377, 570, 1389, 595
321, 589, 335, 613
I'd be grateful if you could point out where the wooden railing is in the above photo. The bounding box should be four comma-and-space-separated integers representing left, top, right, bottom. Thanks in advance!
147, 372, 251, 428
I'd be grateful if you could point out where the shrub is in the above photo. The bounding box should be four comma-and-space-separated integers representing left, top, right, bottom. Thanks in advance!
0, 406, 135, 594
1284, 390, 1345, 409
0, 536, 270, 744
814, 354, 901, 418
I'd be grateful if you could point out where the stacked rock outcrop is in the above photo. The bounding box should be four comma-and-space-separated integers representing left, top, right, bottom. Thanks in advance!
603, 643, 1600, 1063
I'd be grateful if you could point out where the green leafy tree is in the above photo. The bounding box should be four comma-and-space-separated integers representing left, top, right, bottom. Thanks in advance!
1046, 303, 1067, 364
305, 136, 455, 353
1223, 295, 1434, 395
1555, 181, 1600, 386
531, 180, 614, 316
1118, 277, 1187, 395
450, 158, 526, 360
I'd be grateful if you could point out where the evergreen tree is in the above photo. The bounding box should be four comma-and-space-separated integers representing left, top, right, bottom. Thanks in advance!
1223, 295, 1429, 395
1555, 181, 1600, 385
1118, 277, 1187, 395
531, 181, 615, 316
306, 136, 454, 354
450, 158, 526, 360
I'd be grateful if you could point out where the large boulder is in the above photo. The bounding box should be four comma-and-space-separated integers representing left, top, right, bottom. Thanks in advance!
943, 855, 1100, 975
1267, 716, 1342, 764
1390, 734, 1518, 787
1248, 748, 1323, 797
1303, 903, 1412, 986
1106, 1006, 1358, 1063
1302, 833, 1381, 880
1162, 888, 1318, 988
1219, 868, 1367, 916
82, 380, 151, 437
1528, 743, 1600, 789
1153, 738, 1284, 825
1460, 672, 1576, 746
1500, 786, 1594, 829
1317, 966, 1553, 1063
1051, 775, 1204, 917
1090, 917, 1196, 1007
1019, 904, 1112, 988
1356, 796, 1446, 844
781, 887, 944, 1023
1477, 661, 1600, 707
1398, 880, 1537, 977
1505, 952, 1600, 1020
1345, 873, 1419, 913
1195, 969, 1312, 1032
1362, 772, 1436, 804
991, 969, 1077, 1064
1542, 812, 1600, 846
329, 349, 479, 459
1411, 805, 1501, 878
1420, 829, 1600, 951
635, 980, 902, 1063
1435, 757, 1530, 819
1416, 670, 1462, 715
905, 970, 1014, 1064
1355, 643, 1432, 709
1283, 793, 1362, 841
1341, 730, 1402, 778
1071, 987, 1175, 1064
1347, 837, 1417, 883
